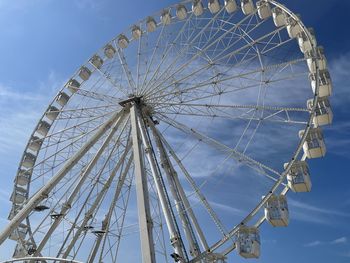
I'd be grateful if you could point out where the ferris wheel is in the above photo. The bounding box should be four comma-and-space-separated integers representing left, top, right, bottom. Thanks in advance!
0, 0, 333, 262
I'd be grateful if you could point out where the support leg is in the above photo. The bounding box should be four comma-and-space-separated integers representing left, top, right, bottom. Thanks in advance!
147, 117, 205, 256
130, 105, 157, 263
137, 108, 186, 262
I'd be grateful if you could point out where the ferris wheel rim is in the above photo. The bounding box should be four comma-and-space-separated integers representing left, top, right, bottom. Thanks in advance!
5, 0, 329, 261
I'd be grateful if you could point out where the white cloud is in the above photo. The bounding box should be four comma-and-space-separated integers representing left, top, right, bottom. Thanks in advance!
0, 0, 51, 12
304, 237, 348, 248
330, 237, 347, 245
329, 52, 350, 105
289, 199, 350, 218
0, 71, 62, 156
322, 52, 350, 158
209, 200, 245, 216
0, 189, 11, 204
261, 239, 277, 244
304, 240, 323, 247
288, 198, 350, 226
73, 0, 104, 11
0, 85, 44, 101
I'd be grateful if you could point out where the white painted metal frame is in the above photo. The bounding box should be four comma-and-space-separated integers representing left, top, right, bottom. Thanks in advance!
1, 0, 329, 262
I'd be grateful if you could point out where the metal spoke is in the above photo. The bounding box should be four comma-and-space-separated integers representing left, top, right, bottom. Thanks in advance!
95, 157, 133, 263
146, 56, 305, 103
151, 102, 308, 113
0, 108, 127, 245
90, 62, 130, 97
59, 139, 132, 258
143, 11, 260, 97
157, 113, 282, 181
115, 45, 137, 94
74, 87, 121, 103
156, 128, 229, 239
32, 112, 129, 256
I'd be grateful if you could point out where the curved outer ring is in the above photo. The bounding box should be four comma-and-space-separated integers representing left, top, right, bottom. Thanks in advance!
0, 257, 83, 263
9, 0, 323, 259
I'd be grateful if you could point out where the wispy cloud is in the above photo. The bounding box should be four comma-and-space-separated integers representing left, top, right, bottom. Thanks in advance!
330, 237, 347, 245
0, 189, 10, 204
0, 71, 62, 156
73, 0, 105, 11
329, 52, 350, 106
0, 0, 51, 12
325, 119, 350, 158
343, 251, 350, 258
209, 199, 245, 216
261, 239, 277, 245
289, 199, 350, 218
0, 85, 45, 101
304, 240, 323, 247
323, 52, 350, 158
289, 198, 350, 225
304, 237, 347, 248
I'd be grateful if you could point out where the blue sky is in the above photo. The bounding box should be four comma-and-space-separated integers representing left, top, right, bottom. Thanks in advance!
0, 0, 350, 262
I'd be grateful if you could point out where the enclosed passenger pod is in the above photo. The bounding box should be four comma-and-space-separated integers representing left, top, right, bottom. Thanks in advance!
225, 0, 238, 13
264, 195, 289, 227
79, 66, 92, 81
13, 241, 35, 258
208, 0, 221, 14
131, 25, 142, 39
286, 15, 303, 39
8, 204, 21, 220
298, 32, 312, 54
36, 120, 51, 137
241, 0, 255, 15
307, 97, 333, 126
46, 106, 59, 121
117, 34, 129, 49
299, 128, 326, 159
176, 4, 188, 20
305, 46, 327, 74
16, 169, 31, 186
90, 55, 104, 69
272, 7, 286, 27
22, 152, 36, 168
257, 0, 271, 20
192, 0, 204, 16
10, 186, 27, 204
104, 44, 116, 59
146, 17, 157, 32
161, 10, 172, 26
28, 136, 43, 152
236, 226, 260, 258
284, 161, 311, 192
66, 79, 81, 94
13, 243, 28, 258
308, 28, 317, 47
310, 69, 332, 97
56, 92, 70, 107
9, 223, 28, 241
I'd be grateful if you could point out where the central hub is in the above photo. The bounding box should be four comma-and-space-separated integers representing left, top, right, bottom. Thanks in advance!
118, 95, 143, 107
119, 95, 155, 120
